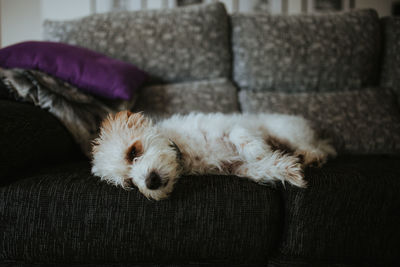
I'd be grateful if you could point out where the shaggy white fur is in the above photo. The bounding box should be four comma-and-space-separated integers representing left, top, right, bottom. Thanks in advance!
92, 111, 336, 200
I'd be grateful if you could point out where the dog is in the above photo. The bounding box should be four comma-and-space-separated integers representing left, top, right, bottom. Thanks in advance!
91, 111, 336, 200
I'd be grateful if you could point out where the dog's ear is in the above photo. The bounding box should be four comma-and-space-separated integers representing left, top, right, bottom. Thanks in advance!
115, 111, 149, 129
126, 111, 149, 129
98, 111, 150, 138
98, 113, 115, 133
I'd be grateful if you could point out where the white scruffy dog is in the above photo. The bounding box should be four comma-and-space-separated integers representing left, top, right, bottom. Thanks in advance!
91, 111, 336, 200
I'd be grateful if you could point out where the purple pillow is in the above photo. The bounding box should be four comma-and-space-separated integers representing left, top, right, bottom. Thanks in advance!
0, 41, 147, 100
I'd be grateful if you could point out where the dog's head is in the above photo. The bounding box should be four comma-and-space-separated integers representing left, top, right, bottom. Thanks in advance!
91, 111, 183, 200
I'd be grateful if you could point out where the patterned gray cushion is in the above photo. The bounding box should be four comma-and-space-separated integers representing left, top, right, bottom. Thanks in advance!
239, 89, 400, 154
232, 9, 380, 92
43, 3, 231, 84
133, 78, 239, 118
381, 17, 400, 104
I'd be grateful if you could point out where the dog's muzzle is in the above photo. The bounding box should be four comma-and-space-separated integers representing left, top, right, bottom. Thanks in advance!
146, 171, 162, 190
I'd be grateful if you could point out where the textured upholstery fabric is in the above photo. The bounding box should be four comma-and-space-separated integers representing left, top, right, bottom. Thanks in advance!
0, 79, 15, 99
268, 260, 381, 267
0, 264, 264, 267
232, 9, 380, 92
133, 79, 239, 118
0, 100, 81, 185
239, 89, 400, 154
380, 17, 400, 104
0, 161, 281, 265
274, 155, 400, 266
43, 3, 231, 84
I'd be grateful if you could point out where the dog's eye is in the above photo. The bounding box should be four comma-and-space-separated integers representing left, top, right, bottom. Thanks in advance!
126, 141, 143, 163
128, 147, 137, 161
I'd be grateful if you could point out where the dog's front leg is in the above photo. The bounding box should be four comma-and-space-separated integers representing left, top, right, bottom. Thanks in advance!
233, 154, 306, 187
228, 126, 273, 162
228, 127, 305, 187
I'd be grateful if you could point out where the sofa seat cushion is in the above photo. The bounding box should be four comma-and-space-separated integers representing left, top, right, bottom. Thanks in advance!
133, 78, 239, 118
274, 155, 400, 265
232, 9, 380, 92
0, 161, 281, 265
43, 3, 231, 84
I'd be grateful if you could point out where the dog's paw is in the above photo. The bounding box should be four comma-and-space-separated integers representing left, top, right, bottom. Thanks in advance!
295, 140, 337, 168
270, 154, 306, 187
295, 149, 330, 168
319, 141, 337, 158
235, 152, 306, 187
297, 151, 325, 168
283, 159, 306, 187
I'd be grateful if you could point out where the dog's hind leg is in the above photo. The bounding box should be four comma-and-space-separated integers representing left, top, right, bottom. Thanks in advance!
293, 140, 337, 167
260, 114, 336, 168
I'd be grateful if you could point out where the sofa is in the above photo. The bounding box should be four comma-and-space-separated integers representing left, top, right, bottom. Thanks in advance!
1, 3, 400, 266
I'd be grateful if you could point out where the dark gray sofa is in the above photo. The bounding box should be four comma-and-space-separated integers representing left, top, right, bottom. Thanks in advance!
1, 3, 400, 266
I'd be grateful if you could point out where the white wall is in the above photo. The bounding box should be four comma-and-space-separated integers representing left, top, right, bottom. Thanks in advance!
0, 0, 396, 48
288, 0, 302, 14
41, 0, 92, 20
1, 0, 42, 47
0, 0, 2, 46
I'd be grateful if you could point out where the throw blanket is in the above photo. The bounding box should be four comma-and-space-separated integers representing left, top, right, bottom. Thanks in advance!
0, 67, 135, 157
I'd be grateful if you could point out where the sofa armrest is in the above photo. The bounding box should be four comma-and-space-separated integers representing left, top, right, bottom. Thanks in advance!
0, 100, 83, 185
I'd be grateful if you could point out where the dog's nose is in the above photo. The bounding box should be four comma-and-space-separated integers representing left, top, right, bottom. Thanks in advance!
146, 171, 162, 190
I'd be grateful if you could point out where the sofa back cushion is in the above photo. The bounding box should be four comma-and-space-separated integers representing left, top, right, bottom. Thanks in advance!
133, 78, 239, 118
239, 88, 400, 154
380, 17, 400, 104
43, 3, 231, 84
232, 9, 381, 92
